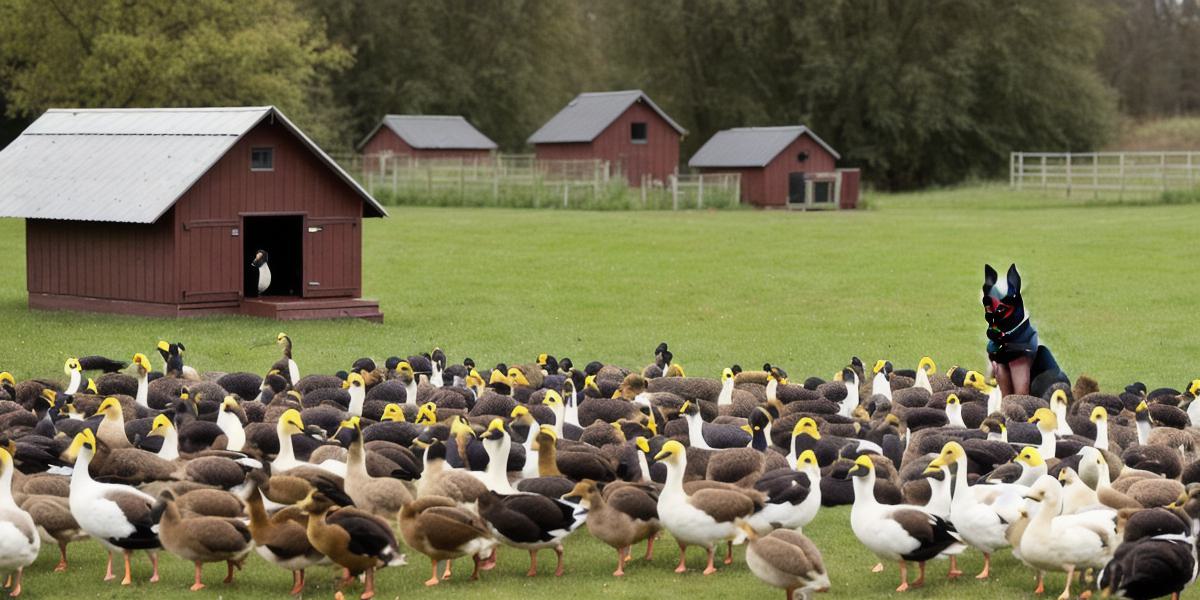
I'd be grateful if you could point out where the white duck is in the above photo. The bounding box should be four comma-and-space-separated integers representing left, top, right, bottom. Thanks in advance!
1029, 408, 1058, 459
1019, 475, 1118, 600
944, 394, 967, 428
216, 396, 246, 452
63, 358, 82, 395
871, 360, 893, 402
846, 455, 965, 592
251, 249, 271, 294
131, 353, 152, 409
965, 371, 1002, 415
1049, 390, 1073, 436
926, 441, 1010, 579
837, 368, 860, 418
1186, 379, 1200, 427
561, 379, 582, 429
717, 368, 735, 406
913, 356, 936, 393
0, 446, 39, 597
272, 409, 346, 477
343, 372, 366, 417
476, 419, 518, 494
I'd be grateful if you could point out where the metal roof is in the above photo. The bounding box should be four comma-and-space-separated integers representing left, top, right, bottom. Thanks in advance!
687, 126, 841, 168
0, 106, 386, 224
355, 115, 497, 151
527, 90, 687, 144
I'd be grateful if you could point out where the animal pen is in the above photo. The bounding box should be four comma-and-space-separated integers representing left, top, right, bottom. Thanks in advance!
336, 153, 741, 210
1010, 151, 1200, 198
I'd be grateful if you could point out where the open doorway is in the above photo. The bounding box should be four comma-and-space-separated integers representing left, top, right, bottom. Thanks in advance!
243, 215, 303, 297
788, 172, 806, 205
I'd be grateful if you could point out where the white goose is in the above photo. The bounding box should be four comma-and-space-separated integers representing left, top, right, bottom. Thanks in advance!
276, 333, 300, 386
965, 371, 1002, 415
511, 406, 541, 480
67, 429, 161, 586
1029, 408, 1058, 459
343, 372, 366, 417
716, 368, 735, 406
846, 455, 965, 592
1186, 379, 1200, 427
1019, 475, 1118, 600
871, 361, 893, 402
131, 353, 152, 409
1134, 400, 1152, 446
0, 446, 39, 597
747, 450, 822, 534
63, 358, 82, 395
913, 356, 936, 393
148, 415, 180, 460
272, 409, 346, 477
944, 394, 967, 428
837, 368, 860, 418
926, 442, 1010, 580
1090, 406, 1110, 451
216, 396, 246, 452
476, 419, 517, 494
562, 379, 582, 429
1049, 390, 1073, 436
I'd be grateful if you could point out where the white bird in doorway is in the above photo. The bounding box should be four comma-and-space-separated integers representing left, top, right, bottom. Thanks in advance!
251, 249, 271, 295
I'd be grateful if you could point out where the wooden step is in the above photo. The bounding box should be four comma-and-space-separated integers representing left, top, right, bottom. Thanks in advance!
240, 296, 383, 322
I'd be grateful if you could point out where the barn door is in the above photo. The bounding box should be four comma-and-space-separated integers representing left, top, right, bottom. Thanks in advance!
788, 172, 807, 205
303, 218, 361, 298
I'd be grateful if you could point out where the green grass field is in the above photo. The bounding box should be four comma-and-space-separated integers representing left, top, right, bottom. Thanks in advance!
1, 184, 1198, 598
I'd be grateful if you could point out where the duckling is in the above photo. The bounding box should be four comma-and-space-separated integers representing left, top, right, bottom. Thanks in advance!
297, 491, 405, 600
653, 440, 762, 575
0, 447, 38, 597
399, 495, 495, 586
245, 485, 324, 596
845, 455, 964, 592
1020, 475, 1118, 599
66, 429, 161, 585
740, 521, 830, 600
155, 490, 252, 591
564, 479, 659, 577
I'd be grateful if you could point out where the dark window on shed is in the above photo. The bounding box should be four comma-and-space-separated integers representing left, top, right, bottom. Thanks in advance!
251, 147, 274, 171
630, 122, 648, 143
797, 151, 809, 163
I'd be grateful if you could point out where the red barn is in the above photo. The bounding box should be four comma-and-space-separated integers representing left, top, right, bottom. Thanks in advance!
689, 126, 858, 209
528, 90, 686, 186
356, 115, 497, 168
0, 106, 387, 321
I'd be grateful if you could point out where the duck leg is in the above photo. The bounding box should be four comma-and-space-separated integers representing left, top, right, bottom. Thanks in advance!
8, 568, 21, 598
148, 551, 160, 583
947, 555, 962, 579
1034, 570, 1045, 594
644, 533, 656, 560
703, 545, 718, 575
54, 542, 69, 572
911, 561, 926, 588
289, 570, 305, 595
1058, 565, 1075, 600
338, 568, 355, 588
470, 554, 483, 581
190, 562, 205, 592
442, 559, 452, 579
871, 562, 884, 573
896, 560, 909, 592
527, 549, 539, 577
976, 553, 991, 579
425, 560, 440, 587
478, 548, 497, 570
675, 541, 689, 573
360, 567, 375, 600
724, 540, 734, 565
103, 552, 116, 581
224, 560, 238, 584
120, 550, 133, 586
614, 546, 627, 577
553, 544, 565, 577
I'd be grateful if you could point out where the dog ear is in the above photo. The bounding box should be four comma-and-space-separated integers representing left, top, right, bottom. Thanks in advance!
1006, 264, 1021, 296
982, 264, 998, 292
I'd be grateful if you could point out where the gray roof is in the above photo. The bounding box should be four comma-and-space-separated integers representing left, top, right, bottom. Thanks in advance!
356, 115, 497, 151
527, 90, 687, 144
687, 126, 841, 168
0, 106, 386, 224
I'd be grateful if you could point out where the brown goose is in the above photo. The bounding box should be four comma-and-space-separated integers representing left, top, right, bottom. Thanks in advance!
398, 495, 496, 586
338, 417, 413, 521
246, 486, 324, 595
741, 521, 830, 600
563, 479, 659, 577
155, 490, 253, 591
297, 491, 404, 600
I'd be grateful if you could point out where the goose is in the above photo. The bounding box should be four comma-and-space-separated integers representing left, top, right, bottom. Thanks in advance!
944, 394, 966, 428
747, 450, 822, 534
343, 373, 366, 417
338, 417, 413, 521
563, 479, 659, 577
562, 379, 581, 429
1078, 447, 1141, 511
132, 353, 152, 409
679, 400, 749, 450
66, 429, 161, 585
19, 493, 84, 574
155, 490, 253, 592
717, 368, 736, 406
1091, 406, 1110, 451
974, 447, 1048, 502
787, 418, 821, 467
837, 368, 860, 418
0, 447, 39, 597
925, 441, 1010, 579
245, 485, 325, 596
399, 495, 495, 586
1020, 475, 1118, 600
297, 491, 405, 600
1049, 389, 1073, 436
93, 397, 132, 449
1186, 379, 1200, 426
871, 360, 893, 401
653, 440, 761, 575
252, 249, 271, 295
1029, 408, 1058, 459
398, 362, 419, 407
477, 489, 583, 577
740, 521, 830, 600
514, 427, 574, 499
913, 356, 936, 393
429, 349, 445, 388
216, 396, 246, 452
157, 341, 199, 380
1135, 400, 1152, 446
845, 455, 965, 592
1057, 467, 1100, 515
475, 419, 518, 494
1098, 522, 1197, 600
64, 358, 83, 394
512, 406, 541, 479
275, 333, 300, 386
964, 371, 1002, 415
273, 409, 346, 477
413, 440, 487, 513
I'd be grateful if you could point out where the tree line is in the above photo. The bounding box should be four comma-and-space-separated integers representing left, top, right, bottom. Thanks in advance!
0, 0, 1191, 190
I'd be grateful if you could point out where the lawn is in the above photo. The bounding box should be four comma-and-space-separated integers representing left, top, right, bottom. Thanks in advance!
1, 184, 1198, 598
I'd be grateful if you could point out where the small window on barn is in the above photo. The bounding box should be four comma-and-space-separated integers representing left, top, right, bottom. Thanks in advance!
630, 122, 648, 144
251, 147, 274, 171
797, 151, 809, 163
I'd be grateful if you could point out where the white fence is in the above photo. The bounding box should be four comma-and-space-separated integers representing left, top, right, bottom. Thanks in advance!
1010, 151, 1200, 197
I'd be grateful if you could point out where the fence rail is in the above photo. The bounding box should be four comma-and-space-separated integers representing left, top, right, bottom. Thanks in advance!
330, 153, 740, 210
1010, 151, 1200, 197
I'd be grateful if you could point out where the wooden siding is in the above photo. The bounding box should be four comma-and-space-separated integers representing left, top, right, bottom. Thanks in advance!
26, 213, 176, 303
173, 119, 366, 303
534, 100, 680, 186
360, 128, 493, 164
698, 133, 838, 207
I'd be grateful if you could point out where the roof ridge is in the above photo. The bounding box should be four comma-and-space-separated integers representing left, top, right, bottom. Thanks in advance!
45, 106, 273, 113
576, 89, 643, 97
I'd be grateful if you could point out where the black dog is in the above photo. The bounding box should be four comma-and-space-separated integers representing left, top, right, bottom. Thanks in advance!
982, 264, 1069, 398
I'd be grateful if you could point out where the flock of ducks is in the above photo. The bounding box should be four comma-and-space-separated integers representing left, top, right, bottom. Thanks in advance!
0, 337, 1197, 600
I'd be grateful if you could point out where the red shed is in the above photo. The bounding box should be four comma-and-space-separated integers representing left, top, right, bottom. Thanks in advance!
528, 90, 686, 186
0, 106, 387, 321
689, 126, 856, 209
356, 115, 497, 170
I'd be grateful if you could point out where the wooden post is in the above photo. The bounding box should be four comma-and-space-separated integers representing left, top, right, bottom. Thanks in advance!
1065, 153, 1072, 197
1092, 154, 1099, 200
698, 175, 705, 209
1119, 152, 1125, 199
733, 174, 741, 205
1162, 152, 1168, 191
1040, 155, 1047, 190
391, 155, 397, 192
1011, 152, 1017, 189
1189, 152, 1195, 189
670, 175, 678, 210
562, 184, 568, 208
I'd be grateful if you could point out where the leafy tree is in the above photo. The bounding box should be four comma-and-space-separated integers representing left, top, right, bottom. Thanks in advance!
0, 0, 350, 144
